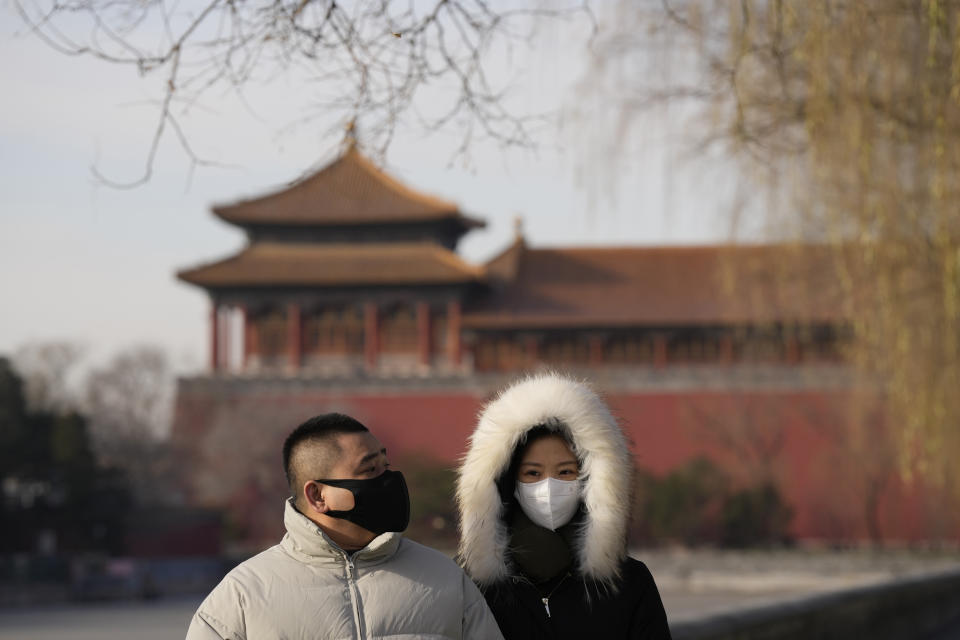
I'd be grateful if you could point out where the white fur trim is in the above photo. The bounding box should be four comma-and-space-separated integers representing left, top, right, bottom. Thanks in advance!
456, 372, 632, 586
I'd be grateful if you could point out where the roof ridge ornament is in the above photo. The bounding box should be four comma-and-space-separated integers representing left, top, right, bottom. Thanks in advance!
343, 119, 358, 151
513, 214, 525, 243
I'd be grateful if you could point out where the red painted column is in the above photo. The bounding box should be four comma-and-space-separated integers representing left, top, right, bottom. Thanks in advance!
589, 335, 605, 366
785, 333, 800, 364
653, 333, 668, 368
720, 333, 734, 363
249, 312, 260, 366
524, 334, 539, 366
221, 308, 232, 372
417, 302, 431, 368
241, 306, 251, 370
364, 302, 379, 370
447, 300, 462, 368
210, 303, 220, 373
286, 302, 301, 372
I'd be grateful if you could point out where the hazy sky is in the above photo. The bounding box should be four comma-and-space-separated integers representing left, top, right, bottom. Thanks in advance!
0, 2, 734, 374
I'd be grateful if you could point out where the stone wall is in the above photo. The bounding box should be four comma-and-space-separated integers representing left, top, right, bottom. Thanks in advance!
670, 567, 960, 640
170, 370, 958, 550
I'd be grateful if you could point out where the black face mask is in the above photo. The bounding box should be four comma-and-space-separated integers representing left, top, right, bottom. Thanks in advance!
316, 469, 410, 535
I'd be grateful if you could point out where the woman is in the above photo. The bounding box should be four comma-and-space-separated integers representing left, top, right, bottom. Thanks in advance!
456, 373, 672, 639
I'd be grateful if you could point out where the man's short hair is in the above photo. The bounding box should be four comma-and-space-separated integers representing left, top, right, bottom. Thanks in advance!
282, 413, 369, 500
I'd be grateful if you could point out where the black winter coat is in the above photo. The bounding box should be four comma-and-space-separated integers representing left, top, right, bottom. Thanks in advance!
482, 557, 672, 640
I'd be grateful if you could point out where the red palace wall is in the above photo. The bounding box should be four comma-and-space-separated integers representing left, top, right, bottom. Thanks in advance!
171, 378, 959, 550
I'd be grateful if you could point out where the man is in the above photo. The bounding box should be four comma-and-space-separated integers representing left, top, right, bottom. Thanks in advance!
186, 413, 503, 639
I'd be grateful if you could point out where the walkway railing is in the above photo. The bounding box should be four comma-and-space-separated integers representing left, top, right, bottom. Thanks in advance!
670, 567, 960, 640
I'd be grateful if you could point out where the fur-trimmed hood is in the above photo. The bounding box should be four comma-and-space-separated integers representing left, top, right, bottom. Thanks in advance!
456, 373, 633, 587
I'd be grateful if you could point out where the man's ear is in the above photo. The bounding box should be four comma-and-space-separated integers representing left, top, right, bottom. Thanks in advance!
303, 481, 330, 515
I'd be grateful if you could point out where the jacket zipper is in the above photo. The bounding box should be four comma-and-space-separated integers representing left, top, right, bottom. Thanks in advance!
540, 572, 571, 619
344, 555, 365, 640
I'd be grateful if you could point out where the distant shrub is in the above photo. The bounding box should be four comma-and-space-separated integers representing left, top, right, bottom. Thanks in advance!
635, 457, 728, 546
720, 483, 793, 547
632, 458, 793, 548
398, 457, 459, 551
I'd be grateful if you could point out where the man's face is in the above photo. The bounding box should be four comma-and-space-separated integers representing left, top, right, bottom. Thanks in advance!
318, 431, 388, 511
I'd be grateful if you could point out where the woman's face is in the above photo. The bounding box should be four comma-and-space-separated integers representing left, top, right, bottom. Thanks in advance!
516, 435, 579, 483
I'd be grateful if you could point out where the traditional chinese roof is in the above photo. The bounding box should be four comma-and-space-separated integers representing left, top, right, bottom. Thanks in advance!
212, 148, 484, 229
177, 242, 484, 288
462, 243, 844, 328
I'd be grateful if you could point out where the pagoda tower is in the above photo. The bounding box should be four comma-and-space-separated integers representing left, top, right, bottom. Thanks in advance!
174, 150, 952, 549
178, 148, 485, 377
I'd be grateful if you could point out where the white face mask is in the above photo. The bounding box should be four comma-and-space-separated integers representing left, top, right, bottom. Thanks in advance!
514, 477, 581, 531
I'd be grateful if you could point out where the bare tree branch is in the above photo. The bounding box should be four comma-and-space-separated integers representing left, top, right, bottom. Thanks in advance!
587, 0, 960, 493
15, 0, 591, 184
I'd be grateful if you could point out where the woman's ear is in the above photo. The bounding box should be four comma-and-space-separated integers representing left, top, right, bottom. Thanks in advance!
303, 481, 329, 515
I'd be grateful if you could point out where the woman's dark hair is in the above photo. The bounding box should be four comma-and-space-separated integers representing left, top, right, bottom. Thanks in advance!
496, 420, 577, 505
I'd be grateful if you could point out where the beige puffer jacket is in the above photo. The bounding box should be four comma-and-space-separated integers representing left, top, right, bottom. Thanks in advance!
186, 499, 503, 640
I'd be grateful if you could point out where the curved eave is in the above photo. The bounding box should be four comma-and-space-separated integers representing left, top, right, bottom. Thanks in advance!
210, 206, 477, 227
208, 148, 478, 228
461, 311, 846, 330
176, 243, 486, 290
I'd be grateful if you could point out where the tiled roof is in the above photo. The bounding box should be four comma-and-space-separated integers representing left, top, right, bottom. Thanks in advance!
177, 243, 484, 288
462, 243, 845, 328
212, 148, 483, 228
